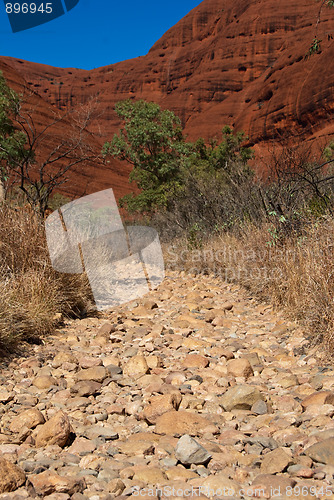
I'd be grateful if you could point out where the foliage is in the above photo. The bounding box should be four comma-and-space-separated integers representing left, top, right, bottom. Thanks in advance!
307, 37, 322, 56
193, 126, 253, 169
0, 71, 98, 218
323, 141, 334, 161
102, 99, 193, 212
48, 192, 71, 211
103, 101, 254, 216
0, 204, 93, 350
307, 0, 334, 57
0, 72, 31, 183
105, 99, 334, 248
149, 126, 258, 240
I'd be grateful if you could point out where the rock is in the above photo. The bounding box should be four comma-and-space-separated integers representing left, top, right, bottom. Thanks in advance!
175, 434, 211, 465
68, 437, 96, 456
205, 310, 216, 323
288, 464, 314, 478
97, 322, 115, 336
222, 302, 234, 311
310, 374, 324, 390
271, 394, 303, 413
141, 393, 182, 424
0, 390, 14, 403
123, 355, 150, 378
118, 440, 155, 456
107, 478, 125, 495
45, 493, 71, 500
155, 410, 217, 436
70, 380, 102, 397
132, 467, 167, 484
165, 372, 186, 385
0, 270, 327, 499
9, 0, 334, 182
165, 465, 198, 480
0, 457, 26, 493
304, 438, 334, 465
28, 470, 85, 496
243, 352, 261, 366
252, 474, 297, 495
301, 391, 334, 409
303, 403, 334, 417
35, 411, 71, 448
278, 374, 299, 388
146, 355, 163, 369
77, 355, 103, 369
312, 429, 334, 440
33, 375, 58, 389
52, 352, 77, 368
260, 447, 292, 474
219, 385, 265, 411
141, 299, 158, 310
251, 400, 268, 415
227, 358, 254, 379
200, 474, 240, 498
84, 425, 118, 440
272, 427, 305, 447
9, 408, 45, 433
182, 354, 209, 369
75, 366, 107, 383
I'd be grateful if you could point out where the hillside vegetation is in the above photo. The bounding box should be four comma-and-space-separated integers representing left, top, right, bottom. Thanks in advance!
1, 95, 334, 355
107, 100, 334, 357
0, 206, 92, 350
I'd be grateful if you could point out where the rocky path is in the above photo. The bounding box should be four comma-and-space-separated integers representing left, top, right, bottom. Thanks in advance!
0, 271, 333, 500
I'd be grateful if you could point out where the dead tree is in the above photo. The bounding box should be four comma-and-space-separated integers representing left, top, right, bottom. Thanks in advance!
0, 84, 101, 218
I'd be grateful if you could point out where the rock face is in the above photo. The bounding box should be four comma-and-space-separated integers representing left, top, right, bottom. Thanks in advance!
260, 447, 292, 474
0, 60, 134, 202
1, 0, 334, 198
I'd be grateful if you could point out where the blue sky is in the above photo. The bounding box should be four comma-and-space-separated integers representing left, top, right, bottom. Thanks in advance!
0, 0, 202, 69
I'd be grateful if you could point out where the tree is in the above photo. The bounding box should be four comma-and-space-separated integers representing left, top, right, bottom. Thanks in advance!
102, 99, 193, 212
0, 73, 28, 194
0, 71, 99, 218
307, 0, 334, 56
266, 140, 334, 217
194, 126, 253, 170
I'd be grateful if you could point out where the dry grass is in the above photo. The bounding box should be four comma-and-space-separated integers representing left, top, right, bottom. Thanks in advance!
0, 205, 92, 350
163, 216, 334, 355
1, 198, 333, 358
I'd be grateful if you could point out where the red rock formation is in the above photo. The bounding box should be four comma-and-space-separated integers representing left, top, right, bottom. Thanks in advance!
1, 0, 334, 194
0, 60, 134, 201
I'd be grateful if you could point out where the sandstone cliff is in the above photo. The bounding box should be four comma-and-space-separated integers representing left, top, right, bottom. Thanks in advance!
1, 0, 334, 195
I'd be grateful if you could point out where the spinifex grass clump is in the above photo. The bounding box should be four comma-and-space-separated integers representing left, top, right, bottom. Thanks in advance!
163, 215, 334, 356
0, 205, 92, 350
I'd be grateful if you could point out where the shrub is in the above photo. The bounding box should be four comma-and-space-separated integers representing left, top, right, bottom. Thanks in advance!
163, 215, 334, 356
0, 205, 92, 350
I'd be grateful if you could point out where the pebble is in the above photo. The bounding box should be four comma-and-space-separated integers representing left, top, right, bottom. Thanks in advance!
0, 271, 331, 498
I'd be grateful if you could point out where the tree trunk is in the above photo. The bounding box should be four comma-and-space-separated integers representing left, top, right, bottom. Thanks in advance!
0, 180, 5, 204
